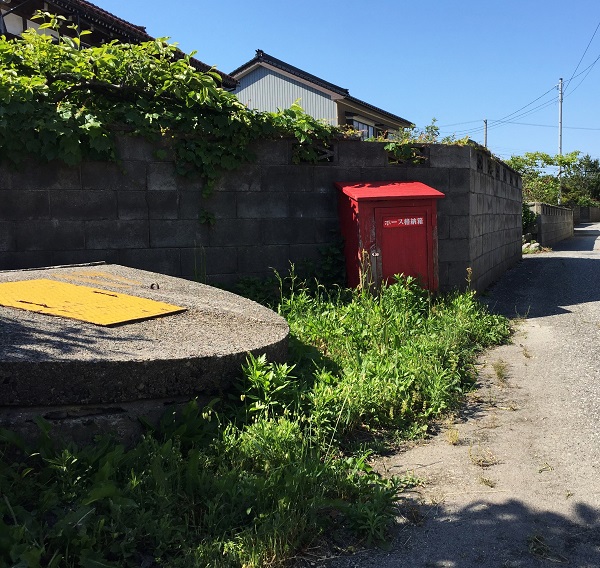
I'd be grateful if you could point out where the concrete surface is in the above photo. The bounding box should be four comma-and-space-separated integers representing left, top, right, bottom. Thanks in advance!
0, 263, 289, 443
315, 224, 600, 567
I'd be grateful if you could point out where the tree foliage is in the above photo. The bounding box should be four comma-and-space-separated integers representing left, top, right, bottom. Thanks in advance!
506, 151, 600, 206
0, 15, 342, 194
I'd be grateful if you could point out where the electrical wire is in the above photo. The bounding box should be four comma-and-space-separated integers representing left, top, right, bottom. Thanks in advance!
565, 20, 600, 93
442, 98, 557, 137
495, 121, 600, 131
438, 85, 557, 137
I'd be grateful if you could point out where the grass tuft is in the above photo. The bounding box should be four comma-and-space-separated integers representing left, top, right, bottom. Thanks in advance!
0, 271, 510, 566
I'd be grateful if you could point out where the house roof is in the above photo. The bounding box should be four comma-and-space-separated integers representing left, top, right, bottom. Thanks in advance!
230, 49, 413, 127
1, 0, 237, 88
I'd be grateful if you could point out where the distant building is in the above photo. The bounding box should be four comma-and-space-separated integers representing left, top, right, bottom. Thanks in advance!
230, 49, 412, 138
0, 0, 237, 88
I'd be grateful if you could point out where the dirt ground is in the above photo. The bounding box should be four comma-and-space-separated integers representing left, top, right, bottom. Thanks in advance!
306, 228, 600, 567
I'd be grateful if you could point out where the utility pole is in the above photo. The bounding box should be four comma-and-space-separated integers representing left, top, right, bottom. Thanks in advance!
558, 77, 563, 204
484, 119, 487, 148
558, 78, 563, 157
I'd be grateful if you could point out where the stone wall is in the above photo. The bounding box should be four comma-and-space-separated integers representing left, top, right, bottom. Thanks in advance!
0, 138, 522, 292
572, 205, 600, 225
530, 202, 573, 246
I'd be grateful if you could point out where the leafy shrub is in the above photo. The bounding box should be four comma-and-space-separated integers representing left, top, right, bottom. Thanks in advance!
522, 202, 538, 232
0, 18, 343, 195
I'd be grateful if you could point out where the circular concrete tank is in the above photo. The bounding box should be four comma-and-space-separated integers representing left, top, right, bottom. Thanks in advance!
0, 264, 289, 443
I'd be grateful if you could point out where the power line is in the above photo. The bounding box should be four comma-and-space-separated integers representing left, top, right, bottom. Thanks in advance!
437, 85, 557, 136
493, 121, 600, 131
565, 20, 600, 93
565, 59, 600, 97
439, 86, 558, 137
443, 98, 557, 137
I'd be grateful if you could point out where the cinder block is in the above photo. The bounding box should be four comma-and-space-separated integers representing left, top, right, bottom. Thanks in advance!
11, 162, 80, 190
0, 190, 49, 220
314, 166, 362, 194
147, 191, 179, 220
437, 214, 450, 240
448, 169, 471, 194
114, 135, 155, 162
358, 166, 408, 183
449, 216, 470, 239
439, 238, 470, 263
314, 218, 341, 243
289, 243, 323, 264
337, 140, 387, 167
0, 165, 11, 190
438, 262, 449, 289
209, 219, 261, 247
237, 192, 289, 218
238, 245, 290, 274
444, 260, 471, 291
0, 222, 16, 251
213, 166, 261, 192
262, 218, 314, 245
148, 162, 177, 191
119, 248, 181, 277
429, 145, 472, 169
149, 220, 208, 248
251, 139, 290, 165
50, 190, 117, 220
118, 192, 148, 220
85, 220, 149, 249
403, 167, 450, 191
175, 173, 204, 192
438, 194, 469, 216
181, 246, 237, 279
205, 273, 239, 287
51, 249, 120, 266
261, 165, 313, 193
17, 221, 85, 251
193, 192, 237, 220
178, 190, 203, 220
0, 251, 51, 271
81, 161, 146, 191
289, 193, 337, 219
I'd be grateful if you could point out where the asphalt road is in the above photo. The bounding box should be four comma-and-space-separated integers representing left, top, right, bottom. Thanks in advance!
318, 223, 600, 568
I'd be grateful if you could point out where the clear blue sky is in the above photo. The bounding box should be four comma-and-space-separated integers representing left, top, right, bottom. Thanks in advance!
94, 0, 600, 163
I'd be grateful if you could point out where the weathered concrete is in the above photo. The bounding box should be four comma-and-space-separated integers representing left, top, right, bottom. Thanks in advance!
530, 202, 574, 246
0, 263, 289, 443
0, 138, 522, 292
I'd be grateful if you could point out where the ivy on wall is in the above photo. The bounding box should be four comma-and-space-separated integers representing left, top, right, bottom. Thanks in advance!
0, 13, 344, 195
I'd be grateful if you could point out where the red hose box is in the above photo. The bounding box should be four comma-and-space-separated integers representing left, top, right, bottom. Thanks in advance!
335, 181, 445, 290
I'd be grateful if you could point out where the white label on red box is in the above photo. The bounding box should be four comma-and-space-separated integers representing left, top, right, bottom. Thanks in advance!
383, 217, 424, 228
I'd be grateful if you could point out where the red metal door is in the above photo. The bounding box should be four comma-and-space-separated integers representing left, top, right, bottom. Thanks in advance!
375, 207, 430, 286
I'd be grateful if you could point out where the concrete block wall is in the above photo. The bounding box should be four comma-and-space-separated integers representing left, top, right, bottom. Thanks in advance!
350, 143, 522, 292
530, 203, 573, 246
572, 205, 600, 225
0, 138, 522, 292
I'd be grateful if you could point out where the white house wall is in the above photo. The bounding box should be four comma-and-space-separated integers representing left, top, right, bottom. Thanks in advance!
234, 66, 338, 124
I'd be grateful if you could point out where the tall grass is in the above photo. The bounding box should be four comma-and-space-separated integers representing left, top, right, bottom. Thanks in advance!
0, 274, 510, 567
280, 273, 509, 443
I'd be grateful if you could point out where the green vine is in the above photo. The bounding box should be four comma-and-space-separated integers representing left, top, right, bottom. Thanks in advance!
367, 118, 471, 165
0, 13, 343, 196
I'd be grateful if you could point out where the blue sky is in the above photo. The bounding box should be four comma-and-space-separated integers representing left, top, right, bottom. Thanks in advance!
93, 0, 600, 163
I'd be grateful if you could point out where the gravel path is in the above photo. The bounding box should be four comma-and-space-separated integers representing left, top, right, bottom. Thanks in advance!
319, 224, 600, 568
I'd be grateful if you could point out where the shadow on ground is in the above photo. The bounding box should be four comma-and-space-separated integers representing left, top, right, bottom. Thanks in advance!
319, 496, 600, 568
483, 234, 600, 319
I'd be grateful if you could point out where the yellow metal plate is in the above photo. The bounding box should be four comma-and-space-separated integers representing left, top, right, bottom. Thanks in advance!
0, 279, 186, 326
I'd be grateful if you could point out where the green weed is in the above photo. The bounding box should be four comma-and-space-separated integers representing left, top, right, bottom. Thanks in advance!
0, 272, 510, 566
